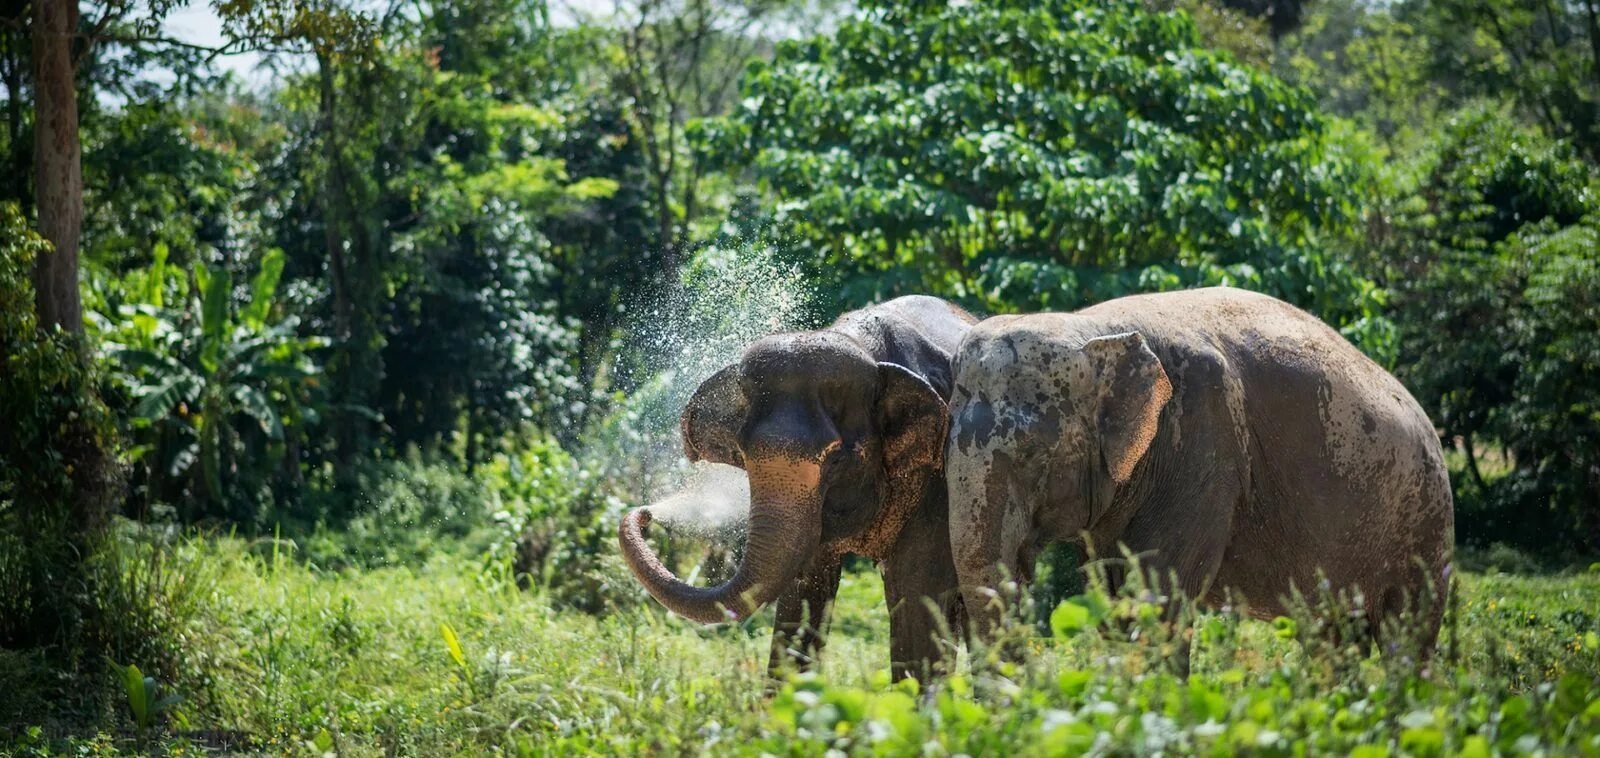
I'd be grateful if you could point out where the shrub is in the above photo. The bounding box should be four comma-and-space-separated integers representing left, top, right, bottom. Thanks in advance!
297, 455, 493, 569
91, 246, 325, 525
1457, 542, 1548, 576
485, 437, 642, 614
754, 560, 1590, 757
0, 202, 121, 652
86, 519, 219, 721
1383, 109, 1600, 552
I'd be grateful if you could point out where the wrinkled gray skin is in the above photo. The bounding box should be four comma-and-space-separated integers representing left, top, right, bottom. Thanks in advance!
946, 288, 1455, 660
619, 296, 976, 681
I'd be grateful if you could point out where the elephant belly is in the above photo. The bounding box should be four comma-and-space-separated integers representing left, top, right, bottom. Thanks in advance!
1211, 352, 1454, 623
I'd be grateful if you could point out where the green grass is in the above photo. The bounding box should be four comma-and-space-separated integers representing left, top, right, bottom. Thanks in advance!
6, 536, 1600, 755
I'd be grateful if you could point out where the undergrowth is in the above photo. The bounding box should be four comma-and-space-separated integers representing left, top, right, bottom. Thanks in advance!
4, 532, 1597, 755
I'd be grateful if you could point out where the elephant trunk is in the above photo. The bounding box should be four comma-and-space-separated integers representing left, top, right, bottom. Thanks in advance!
619, 455, 824, 623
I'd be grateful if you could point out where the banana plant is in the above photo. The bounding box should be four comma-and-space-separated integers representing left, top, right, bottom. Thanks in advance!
114, 661, 182, 733
103, 248, 325, 514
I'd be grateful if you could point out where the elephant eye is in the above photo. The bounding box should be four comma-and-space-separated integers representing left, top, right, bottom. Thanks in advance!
821, 393, 846, 418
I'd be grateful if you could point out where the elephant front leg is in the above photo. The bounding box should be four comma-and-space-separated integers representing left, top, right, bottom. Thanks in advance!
881, 498, 964, 683
766, 556, 842, 683
948, 479, 1030, 648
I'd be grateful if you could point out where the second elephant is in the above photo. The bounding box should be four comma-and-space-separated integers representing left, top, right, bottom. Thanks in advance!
945, 287, 1455, 656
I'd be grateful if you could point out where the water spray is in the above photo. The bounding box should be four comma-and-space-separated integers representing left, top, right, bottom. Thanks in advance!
608, 240, 815, 540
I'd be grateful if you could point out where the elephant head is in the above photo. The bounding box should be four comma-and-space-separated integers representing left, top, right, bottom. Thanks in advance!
619, 330, 950, 623
947, 329, 1172, 557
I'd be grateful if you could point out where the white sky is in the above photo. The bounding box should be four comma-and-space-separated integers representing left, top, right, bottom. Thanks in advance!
157, 0, 618, 89
161, 3, 269, 85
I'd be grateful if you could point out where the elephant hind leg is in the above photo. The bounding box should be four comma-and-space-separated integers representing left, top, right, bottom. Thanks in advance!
1369, 571, 1450, 663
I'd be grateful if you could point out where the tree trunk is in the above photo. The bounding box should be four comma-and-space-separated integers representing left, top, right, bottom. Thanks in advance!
2, 22, 32, 210
316, 50, 372, 484
30, 0, 82, 333
1462, 433, 1490, 495
1585, 0, 1600, 100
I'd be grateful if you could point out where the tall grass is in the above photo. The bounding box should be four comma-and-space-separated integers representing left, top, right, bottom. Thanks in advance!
9, 531, 1597, 754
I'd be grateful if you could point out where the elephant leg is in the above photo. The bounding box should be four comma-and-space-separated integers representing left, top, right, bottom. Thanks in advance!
1099, 473, 1242, 678
949, 487, 1030, 647
766, 556, 843, 683
882, 497, 964, 683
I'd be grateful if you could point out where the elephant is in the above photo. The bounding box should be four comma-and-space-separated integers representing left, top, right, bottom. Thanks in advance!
944, 287, 1454, 663
619, 295, 977, 681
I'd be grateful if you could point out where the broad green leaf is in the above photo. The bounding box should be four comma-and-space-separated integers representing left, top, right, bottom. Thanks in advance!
120, 663, 148, 727
244, 248, 285, 328
441, 623, 467, 669
135, 374, 200, 422
147, 242, 168, 308
199, 266, 232, 375
234, 384, 285, 440
1050, 599, 1092, 638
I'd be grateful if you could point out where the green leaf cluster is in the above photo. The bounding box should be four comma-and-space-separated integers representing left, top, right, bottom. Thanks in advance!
1382, 108, 1600, 549
700, 0, 1382, 351
483, 437, 640, 615
94, 246, 324, 522
0, 202, 119, 648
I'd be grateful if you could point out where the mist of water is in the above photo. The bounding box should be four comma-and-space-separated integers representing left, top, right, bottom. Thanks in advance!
643, 461, 752, 538
605, 239, 816, 540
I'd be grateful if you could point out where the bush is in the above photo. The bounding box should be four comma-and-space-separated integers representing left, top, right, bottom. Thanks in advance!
485, 437, 642, 615
754, 561, 1593, 757
85, 520, 219, 722
297, 456, 494, 569
1383, 109, 1600, 553
0, 202, 121, 652
90, 247, 325, 526
1457, 543, 1548, 575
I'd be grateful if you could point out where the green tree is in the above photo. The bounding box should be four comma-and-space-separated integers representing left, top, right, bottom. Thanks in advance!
1382, 109, 1599, 550
96, 248, 324, 522
0, 203, 118, 649
1275, 0, 1444, 152
1401, 0, 1600, 162
603, 0, 834, 270
375, 0, 637, 457
81, 96, 258, 272
699, 0, 1386, 354
206, 0, 657, 482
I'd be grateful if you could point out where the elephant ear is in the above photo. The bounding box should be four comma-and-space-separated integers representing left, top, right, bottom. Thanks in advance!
1084, 332, 1172, 484
876, 362, 949, 470
680, 364, 748, 468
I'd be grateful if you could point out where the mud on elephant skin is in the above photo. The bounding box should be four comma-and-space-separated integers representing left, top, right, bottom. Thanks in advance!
945, 287, 1455, 661
618, 295, 977, 682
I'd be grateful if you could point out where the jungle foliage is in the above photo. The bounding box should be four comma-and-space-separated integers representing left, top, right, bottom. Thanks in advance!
0, 0, 1590, 550
1380, 111, 1600, 550
1, 0, 1599, 747
699, 0, 1386, 355
0, 204, 118, 650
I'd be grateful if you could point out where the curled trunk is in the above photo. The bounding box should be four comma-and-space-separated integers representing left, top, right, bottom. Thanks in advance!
619, 458, 822, 623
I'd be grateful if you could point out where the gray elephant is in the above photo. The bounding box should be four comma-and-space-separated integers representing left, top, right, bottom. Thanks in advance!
945, 287, 1454, 658
619, 295, 976, 681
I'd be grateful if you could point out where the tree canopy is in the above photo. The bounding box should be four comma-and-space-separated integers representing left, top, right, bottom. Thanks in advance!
699, 0, 1388, 356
